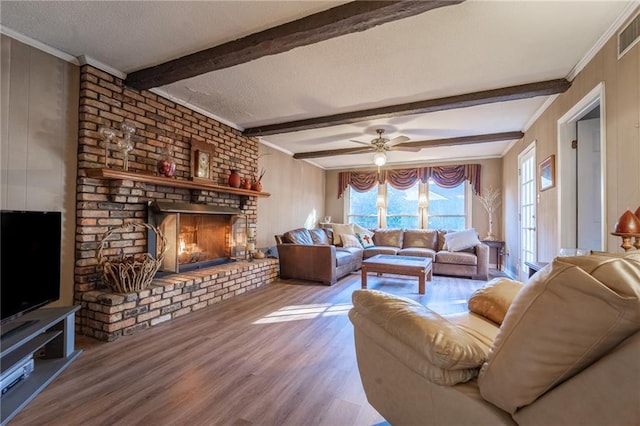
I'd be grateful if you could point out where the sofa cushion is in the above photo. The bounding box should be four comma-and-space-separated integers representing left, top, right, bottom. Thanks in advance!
435, 251, 478, 266
437, 230, 449, 251
363, 246, 400, 257
341, 233, 362, 248
444, 229, 481, 252
397, 248, 436, 260
468, 278, 524, 325
308, 228, 331, 245
332, 223, 355, 245
352, 290, 488, 370
402, 230, 438, 250
335, 250, 354, 267
478, 253, 640, 414
282, 228, 314, 245
373, 229, 403, 248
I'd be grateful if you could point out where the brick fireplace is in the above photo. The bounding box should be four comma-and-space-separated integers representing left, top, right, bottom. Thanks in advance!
74, 65, 277, 341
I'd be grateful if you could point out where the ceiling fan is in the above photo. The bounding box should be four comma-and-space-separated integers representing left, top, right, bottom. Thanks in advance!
349, 129, 419, 166
291, 131, 526, 162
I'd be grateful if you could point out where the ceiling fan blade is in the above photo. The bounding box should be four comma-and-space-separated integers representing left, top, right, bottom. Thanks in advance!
389, 146, 421, 152
386, 135, 410, 147
349, 139, 372, 147
293, 146, 373, 160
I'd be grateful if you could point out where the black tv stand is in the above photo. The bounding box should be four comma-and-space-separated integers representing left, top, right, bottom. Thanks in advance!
0, 320, 37, 339
0, 306, 81, 425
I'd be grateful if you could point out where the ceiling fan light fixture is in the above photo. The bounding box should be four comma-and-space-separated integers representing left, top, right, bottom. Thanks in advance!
373, 151, 387, 166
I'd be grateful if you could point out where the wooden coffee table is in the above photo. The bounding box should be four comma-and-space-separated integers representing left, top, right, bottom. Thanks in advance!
361, 255, 433, 294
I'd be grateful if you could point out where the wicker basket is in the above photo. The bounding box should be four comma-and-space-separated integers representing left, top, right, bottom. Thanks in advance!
98, 222, 167, 293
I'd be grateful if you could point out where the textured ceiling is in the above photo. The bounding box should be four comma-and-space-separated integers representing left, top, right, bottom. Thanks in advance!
1, 0, 635, 169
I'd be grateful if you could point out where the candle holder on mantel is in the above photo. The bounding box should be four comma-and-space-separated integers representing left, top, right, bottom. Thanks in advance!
99, 120, 136, 171
611, 208, 640, 252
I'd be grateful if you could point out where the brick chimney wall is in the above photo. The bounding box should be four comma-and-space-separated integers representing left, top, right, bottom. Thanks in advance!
75, 65, 275, 341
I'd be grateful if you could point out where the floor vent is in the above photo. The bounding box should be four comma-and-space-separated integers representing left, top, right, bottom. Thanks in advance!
618, 11, 640, 59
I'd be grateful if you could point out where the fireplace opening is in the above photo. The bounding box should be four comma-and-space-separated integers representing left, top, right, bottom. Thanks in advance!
148, 201, 248, 274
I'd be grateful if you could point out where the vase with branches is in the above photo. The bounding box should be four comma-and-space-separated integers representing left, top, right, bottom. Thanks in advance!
477, 186, 501, 241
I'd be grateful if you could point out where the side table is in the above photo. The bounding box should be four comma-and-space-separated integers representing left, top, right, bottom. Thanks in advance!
481, 240, 505, 271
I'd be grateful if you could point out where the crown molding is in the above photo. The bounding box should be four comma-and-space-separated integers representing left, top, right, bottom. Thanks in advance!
77, 55, 126, 80
566, 2, 640, 81
1, 26, 78, 64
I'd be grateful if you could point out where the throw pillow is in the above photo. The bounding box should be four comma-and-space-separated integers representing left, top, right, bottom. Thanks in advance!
478, 253, 640, 414
341, 233, 362, 249
444, 229, 480, 252
468, 278, 524, 325
332, 223, 355, 245
352, 223, 374, 238
356, 232, 375, 248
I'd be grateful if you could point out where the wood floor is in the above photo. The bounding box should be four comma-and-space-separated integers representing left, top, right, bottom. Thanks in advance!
10, 272, 490, 426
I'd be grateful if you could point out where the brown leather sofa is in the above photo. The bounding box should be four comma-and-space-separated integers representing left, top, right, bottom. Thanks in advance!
349, 252, 640, 425
274, 227, 363, 285
275, 227, 489, 285
363, 229, 489, 280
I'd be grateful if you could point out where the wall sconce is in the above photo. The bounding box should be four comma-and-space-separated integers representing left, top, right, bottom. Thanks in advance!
99, 119, 136, 170
376, 195, 386, 209
418, 194, 428, 209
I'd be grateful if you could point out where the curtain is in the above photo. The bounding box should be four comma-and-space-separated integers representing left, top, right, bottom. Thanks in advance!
338, 164, 481, 198
337, 171, 382, 199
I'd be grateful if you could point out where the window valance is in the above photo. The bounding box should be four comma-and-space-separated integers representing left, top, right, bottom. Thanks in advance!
338, 164, 481, 198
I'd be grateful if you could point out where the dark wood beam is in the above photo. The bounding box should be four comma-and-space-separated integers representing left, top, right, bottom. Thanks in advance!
245, 79, 570, 136
292, 131, 524, 160
126, 1, 464, 90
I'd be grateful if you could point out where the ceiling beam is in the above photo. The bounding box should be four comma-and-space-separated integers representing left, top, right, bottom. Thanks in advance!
125, 1, 464, 90
245, 79, 570, 136
292, 131, 524, 160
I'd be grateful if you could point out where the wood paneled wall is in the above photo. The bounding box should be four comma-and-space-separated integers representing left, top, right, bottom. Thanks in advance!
257, 144, 326, 249
502, 8, 640, 277
0, 35, 79, 305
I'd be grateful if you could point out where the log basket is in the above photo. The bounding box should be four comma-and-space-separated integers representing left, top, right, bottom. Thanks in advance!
98, 222, 168, 293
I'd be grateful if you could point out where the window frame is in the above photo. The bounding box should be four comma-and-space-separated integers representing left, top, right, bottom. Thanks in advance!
345, 179, 472, 230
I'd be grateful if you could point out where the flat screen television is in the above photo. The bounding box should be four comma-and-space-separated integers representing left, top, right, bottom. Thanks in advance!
1, 210, 61, 324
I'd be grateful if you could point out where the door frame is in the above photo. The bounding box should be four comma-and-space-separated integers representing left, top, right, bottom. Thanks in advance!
556, 82, 607, 252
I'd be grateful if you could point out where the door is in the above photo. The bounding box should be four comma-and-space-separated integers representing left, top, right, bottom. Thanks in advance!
576, 118, 602, 250
519, 145, 536, 281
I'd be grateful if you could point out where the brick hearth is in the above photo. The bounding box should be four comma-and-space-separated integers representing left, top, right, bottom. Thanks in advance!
79, 259, 278, 341
74, 65, 274, 341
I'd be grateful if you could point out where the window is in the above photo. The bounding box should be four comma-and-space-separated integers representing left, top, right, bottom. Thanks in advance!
426, 180, 466, 230
386, 183, 419, 229
347, 179, 469, 230
348, 185, 378, 228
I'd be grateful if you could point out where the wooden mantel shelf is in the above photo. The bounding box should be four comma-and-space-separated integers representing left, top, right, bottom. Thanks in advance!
85, 168, 271, 198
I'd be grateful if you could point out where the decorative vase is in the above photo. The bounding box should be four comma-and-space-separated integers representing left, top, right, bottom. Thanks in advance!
241, 178, 252, 190
228, 170, 241, 188
156, 148, 176, 178
251, 180, 263, 192
484, 215, 496, 241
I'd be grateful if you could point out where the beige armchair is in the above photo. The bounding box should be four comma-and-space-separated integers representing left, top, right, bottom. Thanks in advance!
349, 252, 640, 425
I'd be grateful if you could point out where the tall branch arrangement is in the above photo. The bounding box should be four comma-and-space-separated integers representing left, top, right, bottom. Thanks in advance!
478, 186, 501, 216
477, 186, 501, 240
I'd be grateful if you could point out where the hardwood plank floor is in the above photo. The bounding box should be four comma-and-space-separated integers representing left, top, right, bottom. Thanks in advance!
9, 272, 489, 426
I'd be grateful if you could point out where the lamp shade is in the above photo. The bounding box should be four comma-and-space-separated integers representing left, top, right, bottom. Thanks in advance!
373, 151, 387, 166
613, 209, 640, 234
635, 206, 640, 220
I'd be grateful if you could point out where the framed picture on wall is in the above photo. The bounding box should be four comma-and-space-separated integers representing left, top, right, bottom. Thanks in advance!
539, 155, 555, 191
